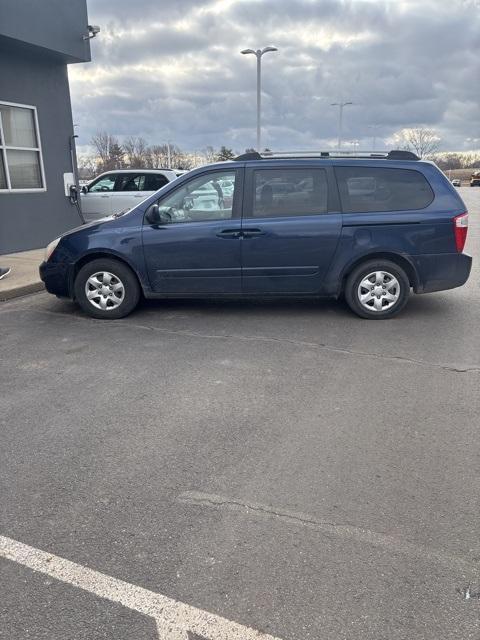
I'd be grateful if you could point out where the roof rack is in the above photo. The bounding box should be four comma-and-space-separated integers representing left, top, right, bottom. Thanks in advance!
234, 149, 420, 161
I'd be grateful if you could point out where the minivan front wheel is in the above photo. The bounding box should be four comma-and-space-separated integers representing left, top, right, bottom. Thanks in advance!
345, 260, 410, 319
74, 258, 140, 319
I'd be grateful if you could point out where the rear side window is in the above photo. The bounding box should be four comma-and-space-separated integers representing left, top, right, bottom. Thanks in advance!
250, 168, 328, 218
115, 174, 142, 191
144, 173, 169, 191
336, 167, 434, 213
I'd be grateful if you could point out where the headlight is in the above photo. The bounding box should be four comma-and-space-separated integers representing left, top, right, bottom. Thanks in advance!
45, 237, 61, 261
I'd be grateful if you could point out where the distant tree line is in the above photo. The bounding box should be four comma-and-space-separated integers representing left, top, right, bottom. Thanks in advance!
391, 128, 480, 169
77, 132, 239, 178
77, 129, 479, 179
432, 152, 480, 171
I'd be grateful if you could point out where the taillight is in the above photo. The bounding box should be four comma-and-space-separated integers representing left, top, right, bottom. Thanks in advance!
453, 212, 468, 252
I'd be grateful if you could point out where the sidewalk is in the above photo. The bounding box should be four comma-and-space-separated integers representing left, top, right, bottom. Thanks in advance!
0, 249, 45, 301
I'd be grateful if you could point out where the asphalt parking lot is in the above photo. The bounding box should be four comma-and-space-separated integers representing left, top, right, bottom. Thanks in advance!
1, 189, 479, 639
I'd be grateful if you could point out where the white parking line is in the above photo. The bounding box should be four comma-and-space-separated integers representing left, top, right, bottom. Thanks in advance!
0, 535, 283, 640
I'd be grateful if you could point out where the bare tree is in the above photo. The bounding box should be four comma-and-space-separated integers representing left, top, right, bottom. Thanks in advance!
168, 145, 196, 170
91, 131, 125, 172
91, 131, 111, 164
77, 154, 97, 180
203, 146, 217, 164
123, 136, 149, 168
147, 144, 168, 169
175, 152, 196, 170
393, 128, 440, 158
151, 143, 197, 169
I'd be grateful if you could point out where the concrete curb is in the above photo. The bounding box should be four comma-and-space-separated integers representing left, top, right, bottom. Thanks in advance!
0, 281, 45, 302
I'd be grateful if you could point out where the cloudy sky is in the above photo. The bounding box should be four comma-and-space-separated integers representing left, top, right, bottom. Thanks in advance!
70, 0, 480, 155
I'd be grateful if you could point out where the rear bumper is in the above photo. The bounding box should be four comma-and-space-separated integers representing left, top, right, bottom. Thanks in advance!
39, 261, 72, 297
413, 252, 472, 293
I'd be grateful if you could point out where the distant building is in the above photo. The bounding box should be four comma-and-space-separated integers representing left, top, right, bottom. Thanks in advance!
0, 0, 92, 253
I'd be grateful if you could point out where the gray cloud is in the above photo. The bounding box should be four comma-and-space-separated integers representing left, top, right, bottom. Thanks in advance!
72, 0, 480, 153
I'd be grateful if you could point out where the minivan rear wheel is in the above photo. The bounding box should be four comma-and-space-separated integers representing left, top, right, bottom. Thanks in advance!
74, 258, 140, 319
345, 259, 410, 319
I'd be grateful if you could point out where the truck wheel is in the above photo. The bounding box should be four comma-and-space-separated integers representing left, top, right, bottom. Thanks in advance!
345, 260, 410, 319
74, 258, 140, 319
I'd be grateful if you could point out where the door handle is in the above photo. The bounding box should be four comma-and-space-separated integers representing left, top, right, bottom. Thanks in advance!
242, 228, 265, 238
100, 195, 109, 198
217, 229, 241, 238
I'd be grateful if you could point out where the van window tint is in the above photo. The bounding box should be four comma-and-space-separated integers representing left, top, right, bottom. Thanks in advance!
336, 167, 434, 213
251, 168, 328, 218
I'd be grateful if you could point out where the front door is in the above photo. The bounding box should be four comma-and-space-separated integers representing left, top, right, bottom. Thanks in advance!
142, 168, 243, 294
81, 173, 116, 221
241, 165, 342, 294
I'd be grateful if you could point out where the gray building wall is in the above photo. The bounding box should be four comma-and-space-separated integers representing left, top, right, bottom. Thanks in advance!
0, 46, 85, 253
0, 0, 91, 63
0, 0, 91, 254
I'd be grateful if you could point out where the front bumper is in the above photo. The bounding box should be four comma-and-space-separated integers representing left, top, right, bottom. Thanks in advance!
413, 252, 472, 294
39, 260, 72, 298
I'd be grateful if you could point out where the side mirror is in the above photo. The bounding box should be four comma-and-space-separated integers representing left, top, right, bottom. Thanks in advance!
145, 203, 172, 225
145, 203, 161, 225
81, 185, 88, 194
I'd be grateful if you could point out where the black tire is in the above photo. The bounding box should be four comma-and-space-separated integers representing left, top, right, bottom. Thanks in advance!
344, 259, 410, 320
74, 258, 140, 319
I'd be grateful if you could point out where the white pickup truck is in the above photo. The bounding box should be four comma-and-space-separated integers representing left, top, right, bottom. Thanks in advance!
80, 169, 178, 221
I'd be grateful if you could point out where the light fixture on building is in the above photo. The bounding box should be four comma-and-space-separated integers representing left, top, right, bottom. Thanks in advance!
83, 25, 100, 40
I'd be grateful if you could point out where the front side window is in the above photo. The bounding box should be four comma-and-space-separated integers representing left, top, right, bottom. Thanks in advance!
250, 168, 328, 218
88, 175, 116, 192
336, 166, 434, 213
153, 170, 236, 223
0, 102, 45, 191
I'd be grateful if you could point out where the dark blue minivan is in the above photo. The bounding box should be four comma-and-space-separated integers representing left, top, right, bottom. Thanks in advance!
40, 150, 471, 320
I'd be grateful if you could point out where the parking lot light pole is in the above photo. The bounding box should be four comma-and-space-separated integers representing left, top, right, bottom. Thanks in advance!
331, 101, 353, 149
241, 46, 278, 151
368, 124, 381, 150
